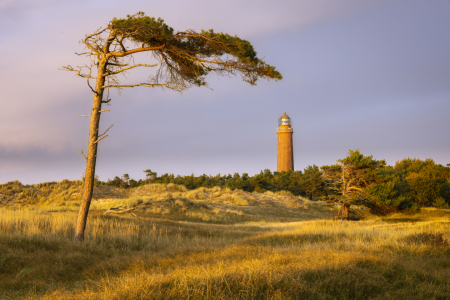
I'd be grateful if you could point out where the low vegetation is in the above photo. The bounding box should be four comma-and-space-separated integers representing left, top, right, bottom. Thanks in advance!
0, 182, 449, 299
97, 151, 450, 213
0, 180, 339, 223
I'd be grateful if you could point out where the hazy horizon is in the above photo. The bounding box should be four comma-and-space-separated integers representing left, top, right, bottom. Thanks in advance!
1, 0, 449, 184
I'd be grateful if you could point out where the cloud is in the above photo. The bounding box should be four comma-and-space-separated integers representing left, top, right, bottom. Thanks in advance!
0, 0, 383, 38
131, 0, 383, 38
1, 0, 450, 184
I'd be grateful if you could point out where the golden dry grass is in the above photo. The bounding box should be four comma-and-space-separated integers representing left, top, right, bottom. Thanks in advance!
0, 183, 449, 299
87, 183, 337, 224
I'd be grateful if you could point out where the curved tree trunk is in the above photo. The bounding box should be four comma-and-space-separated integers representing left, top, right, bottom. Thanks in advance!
73, 62, 106, 243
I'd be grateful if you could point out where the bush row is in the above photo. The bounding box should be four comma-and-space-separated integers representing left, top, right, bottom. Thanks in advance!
100, 151, 450, 210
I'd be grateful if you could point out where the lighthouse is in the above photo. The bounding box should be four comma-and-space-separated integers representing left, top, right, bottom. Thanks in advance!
277, 112, 294, 172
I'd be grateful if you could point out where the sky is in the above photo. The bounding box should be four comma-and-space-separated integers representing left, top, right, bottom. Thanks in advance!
1, 0, 449, 184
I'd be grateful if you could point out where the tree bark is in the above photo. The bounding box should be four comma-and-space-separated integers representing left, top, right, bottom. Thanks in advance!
73, 61, 107, 243
340, 202, 350, 220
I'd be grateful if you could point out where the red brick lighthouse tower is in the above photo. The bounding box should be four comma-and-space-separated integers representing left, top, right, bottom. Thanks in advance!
277, 112, 294, 172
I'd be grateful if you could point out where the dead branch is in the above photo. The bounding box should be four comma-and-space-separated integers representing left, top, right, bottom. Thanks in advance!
75, 51, 97, 57
103, 204, 123, 214
84, 27, 109, 40
98, 110, 110, 113
106, 62, 128, 67
104, 206, 141, 220
106, 45, 165, 58
87, 78, 97, 94
106, 209, 137, 214
116, 36, 127, 53
104, 64, 158, 76
99, 124, 114, 138
102, 82, 177, 89
59, 65, 96, 79
94, 135, 108, 144
78, 150, 87, 160
77, 114, 91, 117
104, 205, 136, 215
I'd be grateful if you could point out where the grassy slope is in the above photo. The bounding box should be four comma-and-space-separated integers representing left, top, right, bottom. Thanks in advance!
0, 180, 449, 299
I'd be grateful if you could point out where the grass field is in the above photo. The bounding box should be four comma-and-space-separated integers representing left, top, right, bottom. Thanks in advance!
0, 181, 449, 299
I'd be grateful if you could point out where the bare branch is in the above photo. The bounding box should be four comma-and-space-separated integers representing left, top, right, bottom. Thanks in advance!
75, 52, 96, 56
94, 135, 108, 144
77, 114, 91, 117
106, 62, 128, 67
99, 110, 110, 113
117, 36, 127, 53
103, 204, 140, 219
104, 64, 158, 76
87, 78, 97, 94
81, 27, 108, 55
103, 82, 177, 89
104, 205, 123, 214
78, 150, 87, 160
85, 27, 108, 39
106, 45, 165, 58
59, 65, 96, 79
104, 206, 136, 214
99, 124, 114, 138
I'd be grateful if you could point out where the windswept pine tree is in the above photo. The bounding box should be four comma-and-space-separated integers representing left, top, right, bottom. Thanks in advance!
62, 12, 282, 242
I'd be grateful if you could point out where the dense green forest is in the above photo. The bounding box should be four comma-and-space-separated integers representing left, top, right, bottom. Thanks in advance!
100, 150, 450, 211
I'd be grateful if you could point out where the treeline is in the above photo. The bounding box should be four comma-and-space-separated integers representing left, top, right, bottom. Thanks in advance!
99, 150, 450, 210
99, 169, 305, 195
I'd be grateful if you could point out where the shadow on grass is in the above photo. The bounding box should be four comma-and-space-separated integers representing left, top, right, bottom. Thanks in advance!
381, 218, 424, 223
30, 248, 450, 300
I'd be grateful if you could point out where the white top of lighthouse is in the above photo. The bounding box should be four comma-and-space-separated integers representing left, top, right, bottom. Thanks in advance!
278, 112, 292, 126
